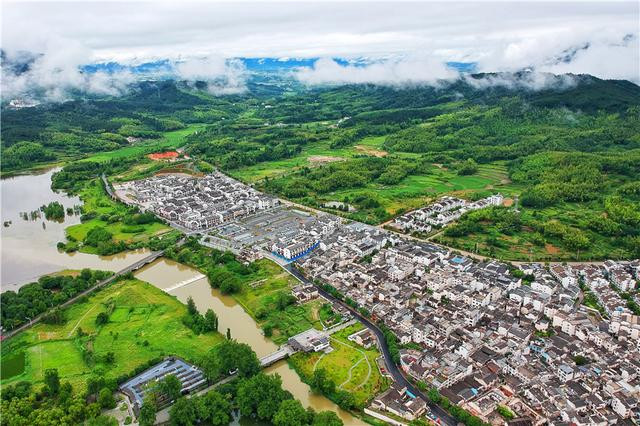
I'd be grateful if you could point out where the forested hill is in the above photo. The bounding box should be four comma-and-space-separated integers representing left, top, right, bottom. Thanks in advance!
2, 72, 639, 171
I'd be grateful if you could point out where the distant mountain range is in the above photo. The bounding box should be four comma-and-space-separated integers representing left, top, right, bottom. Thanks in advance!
78, 57, 478, 75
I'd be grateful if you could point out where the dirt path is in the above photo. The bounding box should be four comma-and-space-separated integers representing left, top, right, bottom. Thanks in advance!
67, 304, 98, 337
312, 352, 327, 371
331, 337, 372, 390
339, 357, 365, 389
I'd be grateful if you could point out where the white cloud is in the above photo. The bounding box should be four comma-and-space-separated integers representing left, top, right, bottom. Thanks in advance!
1, 1, 638, 98
173, 57, 247, 94
296, 56, 458, 86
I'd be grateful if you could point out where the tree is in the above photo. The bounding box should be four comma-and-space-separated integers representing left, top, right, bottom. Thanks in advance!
169, 397, 197, 426
237, 373, 291, 421
200, 350, 222, 382
138, 397, 157, 426
98, 388, 116, 409
95, 312, 109, 326
44, 368, 60, 395
273, 399, 310, 426
204, 309, 218, 332
335, 390, 355, 410
312, 411, 344, 426
186, 297, 198, 316
158, 374, 182, 401
216, 340, 260, 378
311, 368, 335, 395
84, 226, 113, 247
86, 415, 118, 426
196, 390, 232, 425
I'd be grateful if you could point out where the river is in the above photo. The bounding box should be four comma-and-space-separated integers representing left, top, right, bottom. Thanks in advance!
134, 258, 365, 425
1, 169, 365, 424
0, 168, 151, 290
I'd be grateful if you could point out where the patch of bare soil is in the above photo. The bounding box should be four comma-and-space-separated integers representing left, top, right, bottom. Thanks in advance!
308, 155, 345, 165
503, 198, 514, 207
354, 145, 388, 157
545, 243, 560, 255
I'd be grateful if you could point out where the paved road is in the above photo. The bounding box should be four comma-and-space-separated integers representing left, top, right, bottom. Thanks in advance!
284, 265, 457, 426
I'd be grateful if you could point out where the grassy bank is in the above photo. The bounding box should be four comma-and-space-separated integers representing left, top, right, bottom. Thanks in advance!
1, 278, 223, 390
62, 178, 174, 254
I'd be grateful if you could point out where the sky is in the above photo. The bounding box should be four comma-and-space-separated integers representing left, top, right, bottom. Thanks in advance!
1, 1, 639, 99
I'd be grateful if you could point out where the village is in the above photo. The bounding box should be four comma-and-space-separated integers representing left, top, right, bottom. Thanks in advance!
117, 171, 640, 425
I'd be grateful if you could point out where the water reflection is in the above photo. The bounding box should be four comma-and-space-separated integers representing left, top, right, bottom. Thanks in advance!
134, 259, 365, 425
1, 168, 151, 290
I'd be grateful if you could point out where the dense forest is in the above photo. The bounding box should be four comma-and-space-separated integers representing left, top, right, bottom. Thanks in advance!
3, 72, 639, 259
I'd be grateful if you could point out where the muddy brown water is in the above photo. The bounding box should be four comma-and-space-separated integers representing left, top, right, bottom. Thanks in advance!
1, 168, 151, 290
134, 258, 365, 425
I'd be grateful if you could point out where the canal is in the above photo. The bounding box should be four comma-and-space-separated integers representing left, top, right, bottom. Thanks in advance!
134, 258, 365, 425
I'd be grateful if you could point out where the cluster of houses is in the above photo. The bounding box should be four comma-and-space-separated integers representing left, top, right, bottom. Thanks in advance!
114, 172, 279, 230
391, 194, 504, 233
119, 171, 639, 424
295, 222, 639, 424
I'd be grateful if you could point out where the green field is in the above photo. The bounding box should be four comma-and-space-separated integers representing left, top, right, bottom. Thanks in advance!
289, 323, 389, 407
63, 178, 173, 253
230, 259, 323, 344
1, 278, 223, 390
83, 124, 207, 163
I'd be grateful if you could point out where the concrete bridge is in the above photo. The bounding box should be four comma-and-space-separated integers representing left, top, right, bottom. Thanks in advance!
259, 344, 297, 368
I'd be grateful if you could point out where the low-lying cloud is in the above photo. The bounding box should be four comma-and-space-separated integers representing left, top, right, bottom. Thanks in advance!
173, 57, 247, 95
295, 56, 459, 86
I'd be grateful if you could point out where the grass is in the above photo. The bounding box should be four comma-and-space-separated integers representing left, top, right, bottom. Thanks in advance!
315, 163, 513, 223
1, 278, 224, 390
288, 323, 389, 407
63, 179, 172, 253
435, 200, 629, 262
83, 124, 207, 163
231, 259, 323, 344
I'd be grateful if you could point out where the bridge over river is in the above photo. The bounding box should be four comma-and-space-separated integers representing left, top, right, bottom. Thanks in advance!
259, 344, 296, 367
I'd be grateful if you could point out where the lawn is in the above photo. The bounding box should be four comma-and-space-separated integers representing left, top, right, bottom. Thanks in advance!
231, 259, 323, 344
83, 124, 207, 163
289, 323, 389, 407
0, 278, 224, 390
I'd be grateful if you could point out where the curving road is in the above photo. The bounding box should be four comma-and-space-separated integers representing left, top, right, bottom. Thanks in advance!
284, 265, 457, 426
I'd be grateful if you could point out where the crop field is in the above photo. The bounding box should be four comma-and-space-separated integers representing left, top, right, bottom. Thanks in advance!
289, 323, 389, 407
0, 278, 223, 390
320, 162, 515, 221
435, 199, 629, 262
230, 140, 358, 183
